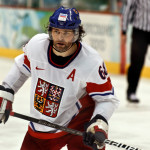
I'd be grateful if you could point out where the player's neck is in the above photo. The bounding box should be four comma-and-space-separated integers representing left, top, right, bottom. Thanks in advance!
52, 43, 77, 57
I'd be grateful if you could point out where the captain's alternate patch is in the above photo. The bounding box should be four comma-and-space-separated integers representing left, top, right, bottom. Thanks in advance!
34, 78, 64, 118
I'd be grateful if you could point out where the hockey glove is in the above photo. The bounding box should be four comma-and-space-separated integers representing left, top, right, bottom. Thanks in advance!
83, 114, 108, 150
0, 85, 14, 124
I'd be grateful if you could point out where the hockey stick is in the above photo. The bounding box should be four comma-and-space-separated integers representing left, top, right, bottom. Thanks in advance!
10, 112, 142, 150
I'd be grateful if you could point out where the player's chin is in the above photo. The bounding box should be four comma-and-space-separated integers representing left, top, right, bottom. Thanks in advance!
55, 47, 68, 53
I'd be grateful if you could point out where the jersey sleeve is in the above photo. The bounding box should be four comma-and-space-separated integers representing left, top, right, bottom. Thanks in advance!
2, 43, 31, 93
86, 60, 119, 121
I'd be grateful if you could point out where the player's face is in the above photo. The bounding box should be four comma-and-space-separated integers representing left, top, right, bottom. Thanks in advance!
51, 28, 75, 53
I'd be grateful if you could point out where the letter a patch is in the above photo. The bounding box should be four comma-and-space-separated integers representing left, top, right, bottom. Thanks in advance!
67, 69, 76, 81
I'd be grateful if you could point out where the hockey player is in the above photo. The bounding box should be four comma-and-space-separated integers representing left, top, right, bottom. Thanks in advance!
0, 6, 119, 150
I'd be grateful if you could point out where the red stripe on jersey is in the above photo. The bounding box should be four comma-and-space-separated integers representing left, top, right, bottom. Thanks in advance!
24, 55, 31, 69
86, 77, 112, 93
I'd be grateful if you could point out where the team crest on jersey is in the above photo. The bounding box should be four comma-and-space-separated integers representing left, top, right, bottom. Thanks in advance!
34, 78, 64, 118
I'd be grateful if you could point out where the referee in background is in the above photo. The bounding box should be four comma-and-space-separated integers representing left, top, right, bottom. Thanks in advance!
122, 0, 150, 103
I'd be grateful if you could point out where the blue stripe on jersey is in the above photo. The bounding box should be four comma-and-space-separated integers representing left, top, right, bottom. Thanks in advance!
23, 64, 31, 72
76, 102, 81, 110
90, 88, 114, 97
30, 121, 36, 132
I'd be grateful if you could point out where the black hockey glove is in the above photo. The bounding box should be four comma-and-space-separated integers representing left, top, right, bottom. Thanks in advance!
83, 114, 108, 150
0, 85, 14, 124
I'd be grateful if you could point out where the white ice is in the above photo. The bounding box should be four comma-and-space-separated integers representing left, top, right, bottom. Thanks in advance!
0, 57, 150, 150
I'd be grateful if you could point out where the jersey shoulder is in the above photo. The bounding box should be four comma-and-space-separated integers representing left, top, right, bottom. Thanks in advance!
23, 33, 50, 60
80, 42, 104, 64
27, 33, 49, 46
30, 33, 49, 41
74, 42, 105, 81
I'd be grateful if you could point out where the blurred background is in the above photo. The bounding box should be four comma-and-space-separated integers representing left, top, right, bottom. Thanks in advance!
0, 0, 123, 12
0, 0, 126, 75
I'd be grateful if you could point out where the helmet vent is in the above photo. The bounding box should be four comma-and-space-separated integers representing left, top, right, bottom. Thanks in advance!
68, 23, 75, 26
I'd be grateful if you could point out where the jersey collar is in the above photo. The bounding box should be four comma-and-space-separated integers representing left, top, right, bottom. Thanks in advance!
47, 41, 82, 69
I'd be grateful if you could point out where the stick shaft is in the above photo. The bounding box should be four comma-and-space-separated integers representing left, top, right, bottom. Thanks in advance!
10, 112, 142, 150
10, 111, 82, 136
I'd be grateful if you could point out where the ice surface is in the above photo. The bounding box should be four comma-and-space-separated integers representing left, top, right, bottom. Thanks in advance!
0, 58, 149, 150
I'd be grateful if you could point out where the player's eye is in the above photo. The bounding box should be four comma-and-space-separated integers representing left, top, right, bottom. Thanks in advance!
53, 30, 59, 34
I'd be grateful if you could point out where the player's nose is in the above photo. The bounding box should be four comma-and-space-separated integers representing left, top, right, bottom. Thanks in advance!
58, 32, 64, 40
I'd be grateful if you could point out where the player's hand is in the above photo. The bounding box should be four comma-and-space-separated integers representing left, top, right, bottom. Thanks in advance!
0, 85, 14, 124
83, 115, 108, 150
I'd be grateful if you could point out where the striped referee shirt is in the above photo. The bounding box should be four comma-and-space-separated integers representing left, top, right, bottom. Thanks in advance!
122, 0, 150, 34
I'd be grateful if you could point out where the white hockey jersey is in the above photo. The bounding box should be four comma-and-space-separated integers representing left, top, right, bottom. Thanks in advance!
3, 33, 119, 136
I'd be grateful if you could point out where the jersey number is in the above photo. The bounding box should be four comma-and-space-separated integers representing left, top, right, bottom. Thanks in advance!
99, 62, 108, 80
